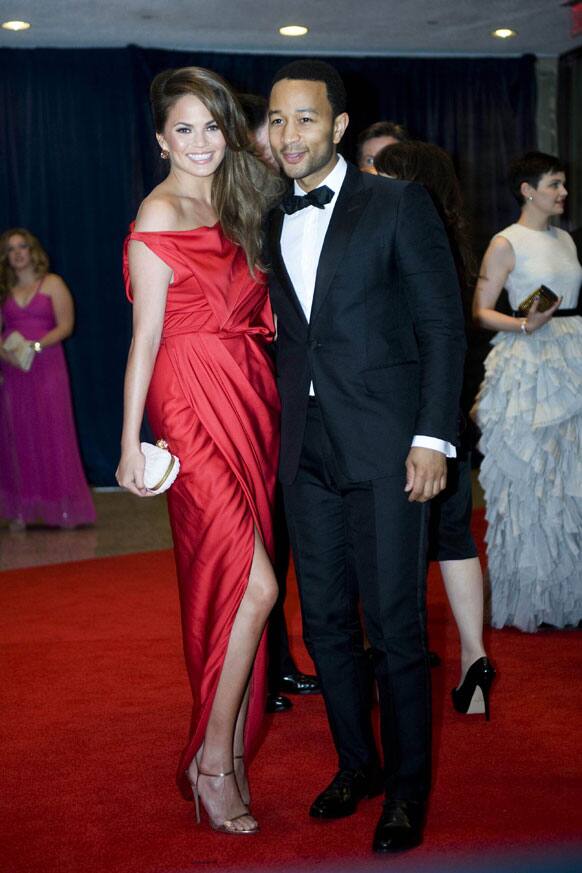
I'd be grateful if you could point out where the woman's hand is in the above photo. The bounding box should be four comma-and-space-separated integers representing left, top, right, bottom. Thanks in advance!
116, 445, 151, 497
524, 294, 562, 332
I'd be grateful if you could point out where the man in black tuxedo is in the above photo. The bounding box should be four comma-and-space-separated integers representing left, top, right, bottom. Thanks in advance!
266, 60, 466, 853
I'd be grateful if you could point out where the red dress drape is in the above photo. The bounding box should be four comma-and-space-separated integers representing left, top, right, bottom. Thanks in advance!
123, 224, 280, 793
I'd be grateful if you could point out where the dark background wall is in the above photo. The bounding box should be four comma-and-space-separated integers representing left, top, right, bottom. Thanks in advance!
0, 47, 537, 483
558, 46, 582, 232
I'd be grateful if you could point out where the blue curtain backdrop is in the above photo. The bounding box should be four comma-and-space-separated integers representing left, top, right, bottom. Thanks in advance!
558, 46, 582, 231
0, 47, 536, 484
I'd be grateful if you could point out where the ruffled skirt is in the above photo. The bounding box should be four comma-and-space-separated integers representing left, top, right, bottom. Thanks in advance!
472, 317, 582, 631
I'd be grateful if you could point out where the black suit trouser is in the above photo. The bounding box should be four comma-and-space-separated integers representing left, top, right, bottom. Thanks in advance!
283, 401, 431, 801
267, 485, 298, 692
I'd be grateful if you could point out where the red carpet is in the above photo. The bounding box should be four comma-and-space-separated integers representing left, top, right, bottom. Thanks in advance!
1, 510, 581, 873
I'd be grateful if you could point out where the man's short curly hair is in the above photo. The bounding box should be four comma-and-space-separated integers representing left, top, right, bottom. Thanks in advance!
271, 59, 347, 118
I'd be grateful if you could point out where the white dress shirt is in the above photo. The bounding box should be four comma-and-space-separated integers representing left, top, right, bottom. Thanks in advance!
280, 154, 455, 458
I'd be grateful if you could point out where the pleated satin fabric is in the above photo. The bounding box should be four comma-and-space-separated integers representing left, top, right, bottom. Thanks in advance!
123, 224, 280, 791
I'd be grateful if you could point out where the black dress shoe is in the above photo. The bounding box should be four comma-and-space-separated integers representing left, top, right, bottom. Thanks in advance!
280, 672, 321, 695
372, 799, 425, 853
266, 693, 293, 713
310, 766, 384, 819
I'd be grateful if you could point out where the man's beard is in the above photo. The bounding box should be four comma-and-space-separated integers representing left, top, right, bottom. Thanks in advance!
276, 138, 335, 181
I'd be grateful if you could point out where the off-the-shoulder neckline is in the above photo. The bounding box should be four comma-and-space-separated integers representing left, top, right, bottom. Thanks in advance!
129, 221, 219, 234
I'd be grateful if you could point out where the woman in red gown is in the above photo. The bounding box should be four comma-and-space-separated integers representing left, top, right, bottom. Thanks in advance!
117, 67, 282, 834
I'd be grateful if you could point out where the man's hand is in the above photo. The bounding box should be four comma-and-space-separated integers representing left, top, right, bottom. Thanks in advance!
404, 447, 447, 503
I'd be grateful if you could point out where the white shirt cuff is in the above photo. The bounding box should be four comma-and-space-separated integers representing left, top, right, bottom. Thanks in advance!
412, 435, 457, 458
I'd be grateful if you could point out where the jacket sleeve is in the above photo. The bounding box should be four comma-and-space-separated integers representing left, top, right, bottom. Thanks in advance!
394, 181, 466, 443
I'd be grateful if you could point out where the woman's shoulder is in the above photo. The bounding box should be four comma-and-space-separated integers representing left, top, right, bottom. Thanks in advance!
134, 191, 182, 233
134, 188, 215, 234
39, 272, 69, 295
554, 226, 576, 247
493, 223, 520, 241
491, 225, 521, 255
489, 230, 515, 253
482, 232, 515, 274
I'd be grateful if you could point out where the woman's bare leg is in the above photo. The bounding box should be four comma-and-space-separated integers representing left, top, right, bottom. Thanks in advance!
190, 528, 277, 830
440, 557, 487, 685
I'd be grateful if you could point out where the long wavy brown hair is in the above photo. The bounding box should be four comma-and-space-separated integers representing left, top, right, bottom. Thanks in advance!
374, 141, 476, 288
150, 67, 283, 272
0, 227, 49, 304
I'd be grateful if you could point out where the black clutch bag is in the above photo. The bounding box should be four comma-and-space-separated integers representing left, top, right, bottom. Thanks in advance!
516, 284, 559, 315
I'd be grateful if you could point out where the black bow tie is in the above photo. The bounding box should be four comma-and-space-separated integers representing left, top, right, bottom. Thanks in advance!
280, 185, 334, 215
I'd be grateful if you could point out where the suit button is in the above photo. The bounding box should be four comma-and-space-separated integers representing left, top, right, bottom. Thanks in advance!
309, 339, 321, 349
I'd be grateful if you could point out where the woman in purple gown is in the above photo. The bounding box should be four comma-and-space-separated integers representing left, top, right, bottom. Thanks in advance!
0, 228, 95, 529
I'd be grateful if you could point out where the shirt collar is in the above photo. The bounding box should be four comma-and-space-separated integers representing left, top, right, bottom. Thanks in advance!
292, 153, 347, 204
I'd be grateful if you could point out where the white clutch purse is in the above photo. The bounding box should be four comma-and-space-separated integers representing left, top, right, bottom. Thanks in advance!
2, 331, 35, 371
141, 439, 180, 494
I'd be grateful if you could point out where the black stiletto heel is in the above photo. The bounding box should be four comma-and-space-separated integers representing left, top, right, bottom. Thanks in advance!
451, 657, 496, 720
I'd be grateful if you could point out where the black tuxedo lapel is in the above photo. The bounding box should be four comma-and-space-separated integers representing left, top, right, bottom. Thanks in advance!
268, 207, 308, 327
310, 164, 371, 326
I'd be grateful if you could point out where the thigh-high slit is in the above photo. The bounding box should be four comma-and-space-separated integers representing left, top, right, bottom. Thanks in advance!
146, 335, 278, 796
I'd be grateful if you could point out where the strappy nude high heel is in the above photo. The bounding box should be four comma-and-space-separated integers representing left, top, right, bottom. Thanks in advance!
191, 767, 258, 835
234, 754, 250, 807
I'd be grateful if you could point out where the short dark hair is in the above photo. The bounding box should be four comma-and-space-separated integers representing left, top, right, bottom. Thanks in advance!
238, 93, 268, 134
271, 59, 347, 118
508, 151, 565, 204
356, 121, 409, 165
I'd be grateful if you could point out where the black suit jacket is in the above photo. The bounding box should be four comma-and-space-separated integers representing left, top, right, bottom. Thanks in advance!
268, 162, 467, 485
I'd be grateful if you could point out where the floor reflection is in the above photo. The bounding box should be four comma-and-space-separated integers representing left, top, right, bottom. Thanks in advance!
0, 490, 172, 570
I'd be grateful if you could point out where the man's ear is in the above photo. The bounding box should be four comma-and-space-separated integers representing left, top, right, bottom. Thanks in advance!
333, 112, 349, 145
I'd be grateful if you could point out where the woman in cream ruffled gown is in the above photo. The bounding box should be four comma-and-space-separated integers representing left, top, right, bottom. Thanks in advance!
472, 152, 582, 632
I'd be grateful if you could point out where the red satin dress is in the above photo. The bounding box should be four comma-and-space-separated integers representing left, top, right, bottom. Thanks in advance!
123, 223, 280, 792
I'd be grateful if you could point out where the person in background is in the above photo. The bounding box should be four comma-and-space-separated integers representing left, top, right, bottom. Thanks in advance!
0, 228, 95, 531
117, 66, 282, 835
356, 120, 409, 173
374, 141, 495, 719
472, 151, 582, 632
238, 91, 320, 713
237, 93, 279, 172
